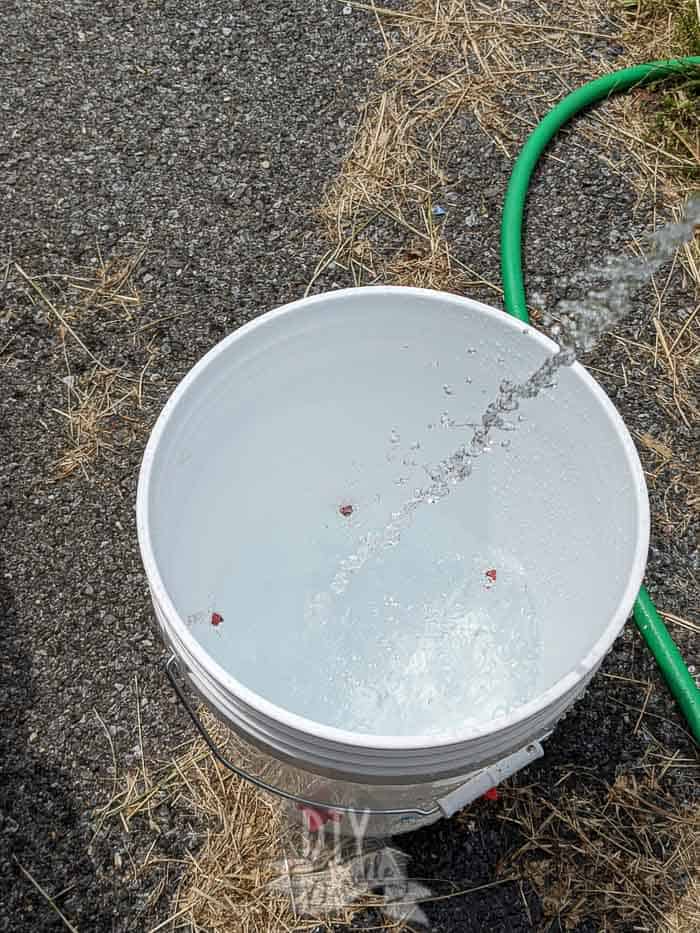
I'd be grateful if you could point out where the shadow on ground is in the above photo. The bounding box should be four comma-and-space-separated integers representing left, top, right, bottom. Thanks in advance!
0, 455, 114, 930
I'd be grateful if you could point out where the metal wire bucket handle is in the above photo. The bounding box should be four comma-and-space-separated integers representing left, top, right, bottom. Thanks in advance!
164, 654, 442, 819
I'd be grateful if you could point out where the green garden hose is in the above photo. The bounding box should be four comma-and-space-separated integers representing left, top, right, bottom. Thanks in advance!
499, 58, 700, 743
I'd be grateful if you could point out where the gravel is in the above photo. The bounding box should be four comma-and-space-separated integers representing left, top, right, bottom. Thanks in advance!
1, 2, 697, 932
1, 2, 386, 930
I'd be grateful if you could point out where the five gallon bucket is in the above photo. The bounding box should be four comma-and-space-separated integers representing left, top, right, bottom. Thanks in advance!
137, 286, 649, 835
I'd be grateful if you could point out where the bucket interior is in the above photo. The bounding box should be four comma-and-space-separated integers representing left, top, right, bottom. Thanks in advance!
142, 289, 647, 738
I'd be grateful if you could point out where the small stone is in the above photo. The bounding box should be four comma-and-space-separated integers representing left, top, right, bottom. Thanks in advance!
261, 159, 270, 169
222, 27, 232, 37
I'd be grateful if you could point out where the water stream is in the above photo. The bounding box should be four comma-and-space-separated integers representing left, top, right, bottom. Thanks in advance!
330, 200, 700, 599
245, 202, 698, 735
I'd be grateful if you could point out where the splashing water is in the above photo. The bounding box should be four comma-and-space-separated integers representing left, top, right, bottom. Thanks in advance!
331, 198, 700, 596
298, 537, 539, 735
296, 200, 700, 735
552, 201, 700, 352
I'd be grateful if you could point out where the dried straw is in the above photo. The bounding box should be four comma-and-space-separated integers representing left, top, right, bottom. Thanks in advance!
498, 765, 700, 932
12, 253, 154, 479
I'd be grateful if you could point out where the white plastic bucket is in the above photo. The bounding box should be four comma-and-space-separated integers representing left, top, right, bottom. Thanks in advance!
137, 286, 649, 835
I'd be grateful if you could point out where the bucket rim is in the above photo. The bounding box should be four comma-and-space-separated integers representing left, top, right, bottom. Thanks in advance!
137, 285, 650, 752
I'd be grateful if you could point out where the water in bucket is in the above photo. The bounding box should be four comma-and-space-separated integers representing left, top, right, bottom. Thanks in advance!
180, 201, 698, 738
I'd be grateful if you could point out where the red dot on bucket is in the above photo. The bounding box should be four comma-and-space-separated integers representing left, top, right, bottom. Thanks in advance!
339, 504, 354, 517
211, 612, 223, 626
483, 788, 499, 801
485, 569, 497, 582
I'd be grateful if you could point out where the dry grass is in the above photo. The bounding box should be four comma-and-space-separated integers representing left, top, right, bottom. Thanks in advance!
13, 859, 80, 933
635, 428, 699, 535
103, 704, 700, 933
50, 358, 156, 480
13, 253, 154, 479
100, 708, 436, 932
606, 0, 699, 192
600, 0, 700, 528
317, 0, 699, 305
164, 746, 385, 933
317, 0, 625, 295
150, 749, 302, 933
45, 249, 146, 323
498, 763, 700, 932
50, 365, 144, 479
318, 2, 699, 315
620, 209, 700, 531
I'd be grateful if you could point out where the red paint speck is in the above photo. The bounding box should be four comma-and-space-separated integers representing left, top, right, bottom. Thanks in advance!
295, 804, 343, 832
485, 569, 497, 583
339, 504, 354, 517
211, 612, 224, 626
483, 787, 499, 801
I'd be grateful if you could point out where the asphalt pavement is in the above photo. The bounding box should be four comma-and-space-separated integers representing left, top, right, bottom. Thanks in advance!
1, 2, 697, 932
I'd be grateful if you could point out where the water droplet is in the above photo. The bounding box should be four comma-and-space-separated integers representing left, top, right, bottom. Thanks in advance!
390, 429, 400, 444
443, 384, 454, 396
465, 376, 472, 384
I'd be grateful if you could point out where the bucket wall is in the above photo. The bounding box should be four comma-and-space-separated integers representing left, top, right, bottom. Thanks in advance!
138, 287, 648, 803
